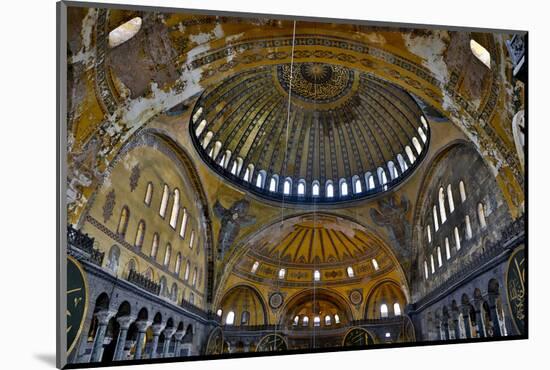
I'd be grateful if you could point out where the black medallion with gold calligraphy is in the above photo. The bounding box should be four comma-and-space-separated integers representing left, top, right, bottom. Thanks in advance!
505, 246, 526, 335
67, 256, 88, 354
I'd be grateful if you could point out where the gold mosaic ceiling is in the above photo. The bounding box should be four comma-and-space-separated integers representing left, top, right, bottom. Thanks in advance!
231, 215, 396, 286
190, 62, 430, 203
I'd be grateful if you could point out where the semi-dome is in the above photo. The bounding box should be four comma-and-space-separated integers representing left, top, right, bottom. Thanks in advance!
230, 214, 397, 286
190, 62, 430, 204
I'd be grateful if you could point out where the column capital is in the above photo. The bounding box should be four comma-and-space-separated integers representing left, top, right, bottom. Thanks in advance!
164, 327, 176, 339
95, 309, 117, 325
152, 323, 166, 336
174, 330, 185, 341
135, 320, 151, 332
117, 315, 136, 330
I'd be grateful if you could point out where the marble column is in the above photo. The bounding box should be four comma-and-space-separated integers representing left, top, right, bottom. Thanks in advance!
90, 309, 117, 363
134, 320, 151, 360
162, 328, 176, 358
487, 295, 502, 337
460, 306, 472, 339
149, 324, 165, 359
173, 330, 185, 357
113, 315, 135, 361
472, 300, 486, 338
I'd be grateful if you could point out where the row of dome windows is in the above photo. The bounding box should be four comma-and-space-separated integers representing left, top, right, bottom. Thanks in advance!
193, 112, 429, 198
292, 314, 341, 327
250, 259, 380, 280
423, 202, 488, 279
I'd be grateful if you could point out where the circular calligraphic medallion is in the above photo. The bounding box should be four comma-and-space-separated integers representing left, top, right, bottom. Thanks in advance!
269, 292, 284, 309
505, 245, 526, 335
67, 256, 88, 355
349, 290, 363, 305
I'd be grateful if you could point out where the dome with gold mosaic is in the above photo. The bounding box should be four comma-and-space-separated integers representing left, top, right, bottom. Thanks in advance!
190, 62, 430, 204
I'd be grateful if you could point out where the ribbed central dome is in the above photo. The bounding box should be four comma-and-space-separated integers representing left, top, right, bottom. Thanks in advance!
190, 63, 430, 204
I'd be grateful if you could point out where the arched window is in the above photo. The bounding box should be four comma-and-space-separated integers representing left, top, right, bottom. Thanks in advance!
424, 260, 429, 279
150, 233, 159, 258
192, 267, 197, 287
192, 107, 203, 124
175, 253, 182, 275
170, 283, 178, 301
117, 206, 130, 237
184, 261, 190, 281
297, 179, 306, 196
421, 116, 428, 130
459, 181, 466, 202
339, 178, 348, 196
334, 314, 340, 324
445, 237, 451, 259
302, 316, 309, 326
325, 315, 332, 326
251, 261, 259, 273
433, 206, 439, 231
256, 170, 266, 188
380, 304, 389, 318
189, 230, 195, 249
438, 187, 447, 224
212, 141, 222, 160
326, 181, 334, 198
352, 175, 362, 194
313, 270, 321, 281
478, 203, 487, 228
365, 172, 375, 190
394, 303, 402, 316
221, 150, 231, 168
170, 189, 180, 229
189, 292, 195, 305
159, 184, 169, 218
418, 126, 428, 143
312, 180, 320, 197
283, 178, 292, 195
202, 131, 213, 149
465, 215, 473, 239
347, 266, 354, 278
108, 17, 142, 48
454, 227, 461, 250
195, 119, 207, 137
313, 316, 321, 327
437, 246, 442, 267
225, 311, 235, 325
293, 316, 299, 326
412, 137, 422, 154
397, 154, 408, 173
388, 161, 399, 180
447, 184, 455, 213
217, 309, 223, 317
163, 244, 172, 267
405, 145, 416, 164
278, 268, 286, 279
430, 255, 435, 273
470, 39, 491, 69
243, 164, 254, 182
231, 157, 243, 176
377, 167, 388, 188
230, 160, 238, 175
269, 175, 278, 192
134, 220, 146, 249
179, 208, 188, 238
144, 182, 153, 206
372, 258, 379, 271
241, 311, 250, 325
427, 225, 432, 243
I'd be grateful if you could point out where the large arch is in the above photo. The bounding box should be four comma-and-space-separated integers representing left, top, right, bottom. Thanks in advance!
218, 284, 268, 326
79, 128, 216, 303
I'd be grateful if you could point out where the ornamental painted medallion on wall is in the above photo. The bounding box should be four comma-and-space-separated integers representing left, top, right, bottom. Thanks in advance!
505, 245, 526, 335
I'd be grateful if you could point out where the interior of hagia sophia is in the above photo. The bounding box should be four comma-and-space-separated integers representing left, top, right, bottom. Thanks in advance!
64, 5, 526, 364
